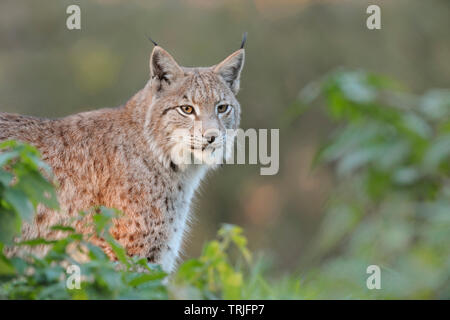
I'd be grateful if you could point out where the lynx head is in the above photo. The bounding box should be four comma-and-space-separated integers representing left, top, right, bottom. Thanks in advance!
144, 38, 245, 169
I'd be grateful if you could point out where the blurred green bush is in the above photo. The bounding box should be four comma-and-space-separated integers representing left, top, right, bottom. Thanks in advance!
296, 69, 450, 299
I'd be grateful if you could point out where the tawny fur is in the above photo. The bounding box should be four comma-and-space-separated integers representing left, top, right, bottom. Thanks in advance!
0, 45, 245, 272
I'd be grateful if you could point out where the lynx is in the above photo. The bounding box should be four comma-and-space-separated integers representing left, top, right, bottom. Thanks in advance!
0, 38, 245, 272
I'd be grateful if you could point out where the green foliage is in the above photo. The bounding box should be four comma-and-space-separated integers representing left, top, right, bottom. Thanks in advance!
0, 141, 58, 245
297, 69, 450, 299
173, 224, 251, 299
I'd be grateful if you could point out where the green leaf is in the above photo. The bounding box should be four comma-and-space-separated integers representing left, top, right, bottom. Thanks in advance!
0, 207, 21, 244
0, 244, 16, 276
128, 272, 167, 286
0, 150, 19, 167
0, 170, 14, 186
16, 171, 59, 209
16, 238, 57, 246
50, 225, 76, 232
3, 188, 34, 222
106, 235, 130, 267
0, 256, 16, 275
423, 134, 450, 170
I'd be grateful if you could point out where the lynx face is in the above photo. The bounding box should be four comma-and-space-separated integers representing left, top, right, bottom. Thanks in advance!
145, 46, 245, 168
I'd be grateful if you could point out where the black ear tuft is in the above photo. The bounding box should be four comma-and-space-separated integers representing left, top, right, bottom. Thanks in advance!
240, 32, 248, 49
148, 36, 158, 47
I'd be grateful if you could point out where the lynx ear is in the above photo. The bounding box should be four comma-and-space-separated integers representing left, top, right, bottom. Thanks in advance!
213, 49, 245, 95
150, 46, 183, 90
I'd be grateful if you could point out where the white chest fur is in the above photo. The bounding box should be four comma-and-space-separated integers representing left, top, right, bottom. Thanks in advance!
158, 165, 207, 272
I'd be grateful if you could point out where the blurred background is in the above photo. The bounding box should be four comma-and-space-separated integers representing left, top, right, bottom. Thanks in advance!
0, 0, 449, 298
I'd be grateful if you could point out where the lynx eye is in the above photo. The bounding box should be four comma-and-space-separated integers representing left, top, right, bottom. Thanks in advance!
217, 104, 230, 114
180, 105, 194, 115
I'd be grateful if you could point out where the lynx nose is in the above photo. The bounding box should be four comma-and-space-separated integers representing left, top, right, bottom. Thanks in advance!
207, 135, 215, 143
204, 130, 218, 144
